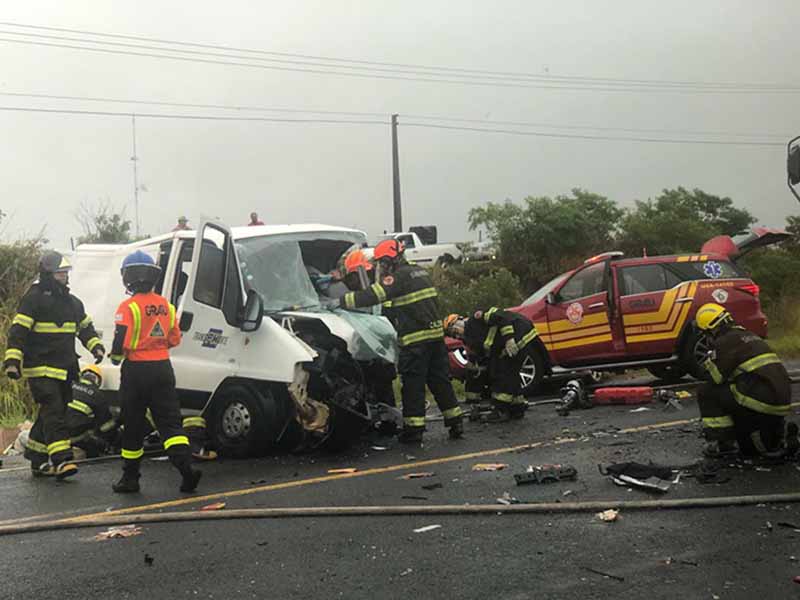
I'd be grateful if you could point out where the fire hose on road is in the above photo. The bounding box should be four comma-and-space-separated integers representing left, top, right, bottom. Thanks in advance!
2, 492, 800, 537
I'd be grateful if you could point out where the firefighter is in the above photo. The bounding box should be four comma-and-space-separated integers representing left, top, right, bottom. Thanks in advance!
339, 240, 463, 443
444, 307, 539, 422
695, 303, 794, 458
109, 250, 201, 493
3, 251, 105, 478
24, 364, 118, 462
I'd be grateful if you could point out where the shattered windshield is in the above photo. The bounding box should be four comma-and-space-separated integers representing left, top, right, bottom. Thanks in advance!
235, 231, 366, 312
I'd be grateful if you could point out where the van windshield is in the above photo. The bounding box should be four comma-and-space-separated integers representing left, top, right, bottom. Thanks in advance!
235, 231, 365, 312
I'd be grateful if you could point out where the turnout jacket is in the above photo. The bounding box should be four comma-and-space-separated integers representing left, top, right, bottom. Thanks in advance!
463, 307, 538, 359
340, 261, 444, 347
3, 281, 102, 380
66, 378, 117, 439
111, 292, 181, 363
704, 326, 790, 416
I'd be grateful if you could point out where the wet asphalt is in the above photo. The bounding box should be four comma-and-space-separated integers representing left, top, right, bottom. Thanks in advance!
2, 376, 800, 600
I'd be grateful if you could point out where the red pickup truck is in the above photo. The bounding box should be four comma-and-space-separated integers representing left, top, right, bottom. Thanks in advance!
448, 228, 790, 392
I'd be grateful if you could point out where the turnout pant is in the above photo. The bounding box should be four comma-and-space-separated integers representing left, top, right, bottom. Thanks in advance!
488, 351, 527, 414
26, 378, 73, 467
698, 382, 785, 456
120, 359, 190, 474
398, 340, 463, 430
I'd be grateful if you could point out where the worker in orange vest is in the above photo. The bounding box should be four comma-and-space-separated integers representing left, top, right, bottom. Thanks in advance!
109, 250, 201, 493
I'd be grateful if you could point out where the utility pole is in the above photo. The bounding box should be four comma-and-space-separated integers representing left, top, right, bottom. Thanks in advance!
391, 114, 403, 232
131, 114, 140, 238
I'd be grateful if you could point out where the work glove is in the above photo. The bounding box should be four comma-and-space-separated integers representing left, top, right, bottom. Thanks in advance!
505, 338, 520, 357
4, 364, 21, 380
92, 345, 106, 364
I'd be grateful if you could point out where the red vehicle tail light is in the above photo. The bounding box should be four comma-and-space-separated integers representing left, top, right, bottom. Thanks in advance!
737, 283, 760, 297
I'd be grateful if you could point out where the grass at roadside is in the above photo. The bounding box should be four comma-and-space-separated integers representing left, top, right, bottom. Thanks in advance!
769, 333, 800, 359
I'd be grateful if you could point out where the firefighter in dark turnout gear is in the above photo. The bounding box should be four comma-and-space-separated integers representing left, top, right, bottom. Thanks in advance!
445, 308, 539, 421
26, 364, 118, 463
340, 240, 463, 443
3, 251, 105, 478
110, 250, 201, 493
695, 303, 793, 458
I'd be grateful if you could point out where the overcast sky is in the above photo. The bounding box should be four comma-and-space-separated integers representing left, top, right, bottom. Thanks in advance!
0, 1, 798, 250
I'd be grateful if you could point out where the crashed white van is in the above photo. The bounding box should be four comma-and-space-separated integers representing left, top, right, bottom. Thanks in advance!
71, 221, 399, 457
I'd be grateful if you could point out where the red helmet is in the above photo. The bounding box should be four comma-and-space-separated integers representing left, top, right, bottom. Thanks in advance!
344, 249, 373, 274
373, 239, 404, 260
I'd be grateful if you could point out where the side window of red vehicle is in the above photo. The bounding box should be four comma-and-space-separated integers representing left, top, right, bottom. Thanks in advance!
620, 264, 678, 295
558, 263, 605, 302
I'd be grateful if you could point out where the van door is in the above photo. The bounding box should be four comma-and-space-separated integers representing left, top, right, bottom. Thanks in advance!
544, 261, 617, 365
170, 222, 246, 407
618, 263, 692, 357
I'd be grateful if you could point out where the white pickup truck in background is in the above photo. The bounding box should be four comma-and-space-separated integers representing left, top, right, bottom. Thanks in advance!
368, 231, 462, 267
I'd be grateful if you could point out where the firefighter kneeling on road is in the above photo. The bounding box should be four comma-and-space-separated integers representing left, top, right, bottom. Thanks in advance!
339, 240, 463, 443
25, 364, 118, 464
695, 303, 797, 459
110, 250, 201, 493
3, 251, 105, 479
445, 307, 538, 422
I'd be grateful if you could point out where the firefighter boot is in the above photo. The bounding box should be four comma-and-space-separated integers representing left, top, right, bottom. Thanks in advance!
703, 439, 738, 459
54, 461, 78, 480
180, 467, 202, 493
112, 470, 141, 493
398, 427, 424, 444
447, 418, 464, 440
786, 422, 799, 458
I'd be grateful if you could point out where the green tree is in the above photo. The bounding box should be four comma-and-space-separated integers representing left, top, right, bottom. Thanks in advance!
469, 189, 623, 291
618, 187, 755, 256
75, 201, 132, 245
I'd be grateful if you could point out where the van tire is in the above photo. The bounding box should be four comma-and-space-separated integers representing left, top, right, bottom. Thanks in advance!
209, 383, 286, 458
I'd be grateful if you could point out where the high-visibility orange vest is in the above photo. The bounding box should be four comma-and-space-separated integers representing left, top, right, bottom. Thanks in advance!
114, 292, 181, 362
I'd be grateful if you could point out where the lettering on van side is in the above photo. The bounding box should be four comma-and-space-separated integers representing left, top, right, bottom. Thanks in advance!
193, 328, 229, 349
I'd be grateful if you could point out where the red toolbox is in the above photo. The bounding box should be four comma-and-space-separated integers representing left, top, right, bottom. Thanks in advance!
592, 386, 653, 405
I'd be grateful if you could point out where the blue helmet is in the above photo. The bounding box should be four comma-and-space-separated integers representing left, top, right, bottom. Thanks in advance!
121, 250, 161, 293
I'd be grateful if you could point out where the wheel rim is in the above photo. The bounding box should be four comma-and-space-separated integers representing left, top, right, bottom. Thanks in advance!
519, 355, 537, 388
693, 335, 712, 367
221, 401, 252, 440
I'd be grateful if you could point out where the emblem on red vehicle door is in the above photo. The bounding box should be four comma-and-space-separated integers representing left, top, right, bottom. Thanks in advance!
566, 302, 584, 325
712, 288, 729, 304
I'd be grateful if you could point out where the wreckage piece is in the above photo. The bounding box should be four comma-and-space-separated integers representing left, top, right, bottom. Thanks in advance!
600, 462, 674, 493
514, 464, 578, 485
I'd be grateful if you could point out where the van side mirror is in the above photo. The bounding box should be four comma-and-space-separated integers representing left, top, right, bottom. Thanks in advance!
179, 311, 194, 332
545, 292, 556, 305
241, 289, 264, 332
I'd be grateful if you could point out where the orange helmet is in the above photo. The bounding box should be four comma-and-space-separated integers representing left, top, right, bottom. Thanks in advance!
343, 249, 373, 274
374, 239, 404, 261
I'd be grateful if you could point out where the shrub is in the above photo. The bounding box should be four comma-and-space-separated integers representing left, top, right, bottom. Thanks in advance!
431, 263, 524, 316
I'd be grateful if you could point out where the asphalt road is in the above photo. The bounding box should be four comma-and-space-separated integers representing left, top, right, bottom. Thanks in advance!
2, 379, 800, 599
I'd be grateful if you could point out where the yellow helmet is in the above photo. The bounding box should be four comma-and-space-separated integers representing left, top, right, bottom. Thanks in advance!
80, 363, 103, 385
695, 303, 732, 332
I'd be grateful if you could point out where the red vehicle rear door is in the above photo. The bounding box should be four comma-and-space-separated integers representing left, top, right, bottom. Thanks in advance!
543, 261, 619, 365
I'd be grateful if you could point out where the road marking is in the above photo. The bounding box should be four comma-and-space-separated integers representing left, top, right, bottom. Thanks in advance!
56, 417, 697, 523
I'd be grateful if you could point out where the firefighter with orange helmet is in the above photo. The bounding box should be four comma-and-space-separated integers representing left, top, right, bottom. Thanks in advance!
109, 250, 201, 493
339, 239, 463, 443
695, 303, 795, 458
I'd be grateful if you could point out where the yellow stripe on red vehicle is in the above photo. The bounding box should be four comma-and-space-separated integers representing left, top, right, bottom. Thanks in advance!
547, 333, 613, 351
624, 284, 696, 335
540, 324, 612, 344
625, 301, 693, 344
622, 282, 694, 327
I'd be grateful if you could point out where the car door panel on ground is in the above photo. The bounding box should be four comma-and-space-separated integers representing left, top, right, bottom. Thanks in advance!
543, 262, 619, 365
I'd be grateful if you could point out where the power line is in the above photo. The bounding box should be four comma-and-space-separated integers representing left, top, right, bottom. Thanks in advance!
1, 20, 797, 91
0, 104, 783, 146
1, 32, 799, 94
401, 122, 785, 147
2, 91, 786, 139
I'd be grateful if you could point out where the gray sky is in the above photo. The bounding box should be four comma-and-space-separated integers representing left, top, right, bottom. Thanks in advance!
0, 0, 798, 250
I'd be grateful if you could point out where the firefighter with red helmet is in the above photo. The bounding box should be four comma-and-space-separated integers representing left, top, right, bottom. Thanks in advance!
444, 307, 538, 422
109, 250, 201, 493
695, 303, 796, 458
3, 251, 105, 478
339, 239, 463, 443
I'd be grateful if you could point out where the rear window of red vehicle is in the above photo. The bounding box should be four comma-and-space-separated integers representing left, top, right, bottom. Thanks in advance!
618, 259, 743, 296
667, 259, 744, 282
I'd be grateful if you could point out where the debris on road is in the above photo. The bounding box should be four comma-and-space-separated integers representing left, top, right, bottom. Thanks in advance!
596, 509, 620, 523
144, 553, 154, 566
400, 568, 413, 577
400, 472, 435, 480
421, 482, 443, 490
413, 524, 442, 533
328, 468, 358, 474
778, 522, 800, 532
370, 446, 388, 451
629, 407, 652, 413
581, 566, 624, 581
496, 492, 520, 505
472, 463, 508, 471
401, 495, 429, 500
199, 502, 226, 511
514, 464, 577, 485
93, 525, 143, 541
601, 462, 673, 493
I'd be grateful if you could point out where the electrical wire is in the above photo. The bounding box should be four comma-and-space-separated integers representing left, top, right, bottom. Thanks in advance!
1, 20, 798, 91
1, 30, 798, 94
